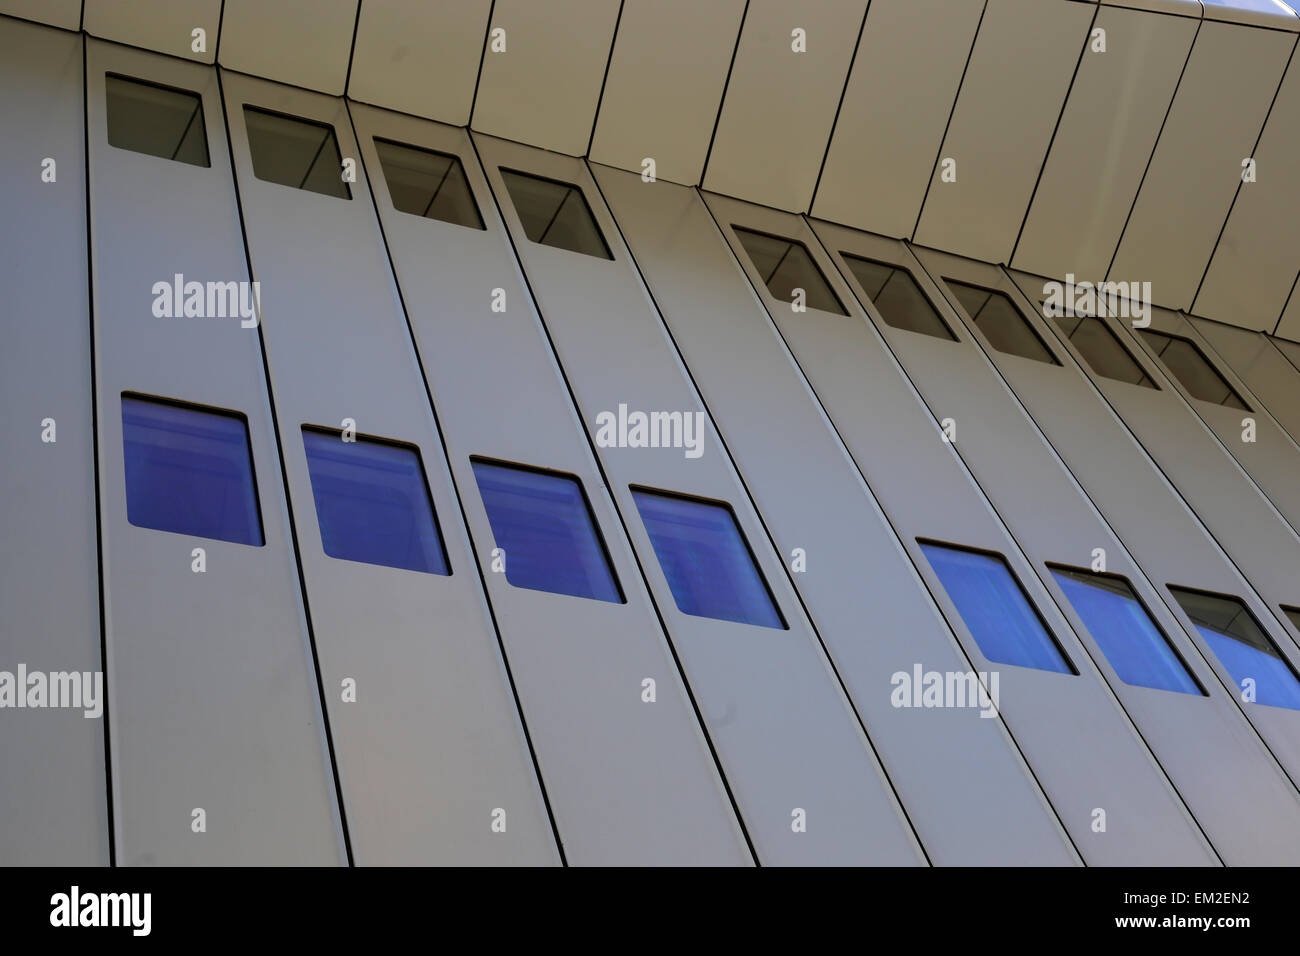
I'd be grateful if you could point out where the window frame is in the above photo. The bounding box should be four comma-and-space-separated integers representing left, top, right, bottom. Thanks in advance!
942, 278, 1062, 366
470, 455, 625, 604
497, 167, 613, 260
104, 72, 211, 168
300, 424, 452, 576
918, 538, 1077, 675
630, 484, 788, 630
120, 390, 265, 547
839, 252, 958, 341
242, 103, 352, 200
731, 224, 849, 317
1047, 562, 1204, 695
372, 136, 485, 230
1137, 327, 1251, 411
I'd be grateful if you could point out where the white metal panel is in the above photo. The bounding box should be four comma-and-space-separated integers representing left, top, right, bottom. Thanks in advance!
702, 0, 867, 212
86, 41, 345, 865
346, 105, 750, 865
0, 1, 80, 29
347, 0, 490, 125
588, 0, 745, 186
1108, 21, 1294, 310
0, 20, 109, 866
810, 0, 983, 238
470, 0, 620, 157
84, 0, 220, 63
597, 166, 1078, 866
913, 0, 1094, 263
219, 0, 358, 95
1013, 5, 1196, 282
1192, 317, 1300, 446
1195, 51, 1300, 331
1201, 0, 1299, 29
220, 74, 560, 865
817, 224, 1298, 864
704, 197, 1216, 865
475, 134, 925, 865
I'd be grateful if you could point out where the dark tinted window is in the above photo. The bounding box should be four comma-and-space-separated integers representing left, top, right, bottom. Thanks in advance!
106, 74, 209, 167
1051, 567, 1200, 694
945, 280, 1059, 365
921, 542, 1073, 674
1284, 606, 1300, 633
632, 489, 785, 629
499, 169, 611, 259
244, 106, 350, 199
1138, 329, 1250, 410
1050, 313, 1155, 388
734, 227, 846, 315
302, 429, 449, 575
842, 255, 955, 340
472, 459, 622, 602
374, 138, 483, 229
121, 395, 262, 545
1170, 587, 1300, 710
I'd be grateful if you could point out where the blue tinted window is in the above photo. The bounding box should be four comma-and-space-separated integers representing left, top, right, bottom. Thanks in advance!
303, 429, 449, 575
472, 459, 622, 603
1170, 587, 1300, 710
121, 395, 263, 545
632, 489, 785, 629
1052, 567, 1201, 695
921, 543, 1072, 674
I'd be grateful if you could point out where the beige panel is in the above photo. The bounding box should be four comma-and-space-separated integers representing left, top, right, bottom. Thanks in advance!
1013, 6, 1196, 281
1194, 52, 1300, 331
702, 0, 867, 212
219, 0, 358, 95
347, 0, 490, 124
588, 0, 744, 186
1104, 0, 1203, 13
84, 0, 220, 62
810, 0, 983, 238
1278, 278, 1300, 340
471, 0, 620, 156
914, 0, 1094, 263
0, 1, 80, 29
1109, 21, 1294, 310
1200, 0, 1299, 30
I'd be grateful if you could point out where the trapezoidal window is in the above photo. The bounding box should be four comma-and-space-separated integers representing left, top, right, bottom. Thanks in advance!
105, 74, 209, 167
243, 106, 350, 200
374, 138, 483, 229
631, 488, 786, 630
471, 459, 622, 603
1046, 310, 1156, 388
121, 394, 263, 545
1050, 566, 1200, 695
1137, 329, 1250, 410
944, 280, 1059, 365
920, 542, 1074, 674
841, 254, 956, 340
302, 428, 450, 575
499, 168, 611, 259
733, 227, 846, 315
1169, 587, 1300, 710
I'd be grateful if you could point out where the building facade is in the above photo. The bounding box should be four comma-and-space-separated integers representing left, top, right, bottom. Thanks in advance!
3, 0, 1300, 866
